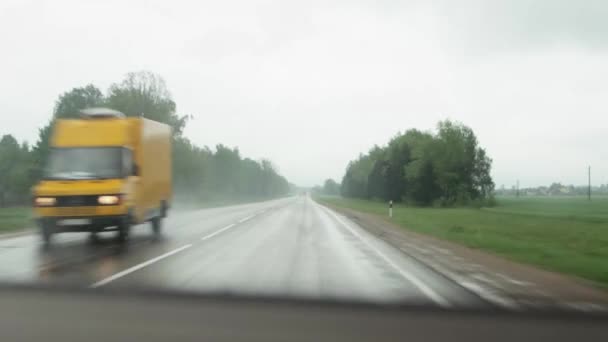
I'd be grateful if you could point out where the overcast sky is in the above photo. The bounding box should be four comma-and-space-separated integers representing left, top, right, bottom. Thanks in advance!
1, 0, 607, 187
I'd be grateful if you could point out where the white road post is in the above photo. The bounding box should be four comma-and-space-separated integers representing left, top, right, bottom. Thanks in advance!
389, 200, 393, 218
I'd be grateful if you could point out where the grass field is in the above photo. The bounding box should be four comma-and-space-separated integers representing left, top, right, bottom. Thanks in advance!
318, 196, 608, 286
0, 207, 32, 233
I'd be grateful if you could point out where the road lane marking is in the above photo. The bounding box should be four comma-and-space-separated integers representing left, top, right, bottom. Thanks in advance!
201, 223, 236, 241
91, 210, 261, 289
200, 212, 259, 242
495, 273, 533, 286
90, 244, 193, 288
318, 204, 451, 307
457, 281, 520, 309
238, 215, 255, 223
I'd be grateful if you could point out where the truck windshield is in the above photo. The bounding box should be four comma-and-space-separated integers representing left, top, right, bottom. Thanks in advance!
45, 147, 125, 180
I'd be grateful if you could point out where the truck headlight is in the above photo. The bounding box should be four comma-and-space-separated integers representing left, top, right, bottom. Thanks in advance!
35, 197, 56, 206
98, 195, 121, 205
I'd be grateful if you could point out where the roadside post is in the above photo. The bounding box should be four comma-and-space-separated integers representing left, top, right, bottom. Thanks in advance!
389, 200, 393, 218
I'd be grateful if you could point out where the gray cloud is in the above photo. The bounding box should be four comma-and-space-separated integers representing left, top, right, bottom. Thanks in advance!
430, 0, 608, 54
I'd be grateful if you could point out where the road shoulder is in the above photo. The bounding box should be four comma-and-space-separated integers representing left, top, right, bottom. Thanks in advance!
321, 202, 608, 311
0, 228, 34, 240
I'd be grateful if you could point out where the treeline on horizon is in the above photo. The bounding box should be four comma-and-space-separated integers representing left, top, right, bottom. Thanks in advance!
340, 120, 495, 207
497, 183, 608, 197
0, 71, 290, 207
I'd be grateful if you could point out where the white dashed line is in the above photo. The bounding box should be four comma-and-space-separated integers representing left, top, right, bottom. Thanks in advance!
201, 223, 236, 241
202, 212, 259, 241
91, 211, 261, 288
90, 244, 193, 288
238, 215, 255, 223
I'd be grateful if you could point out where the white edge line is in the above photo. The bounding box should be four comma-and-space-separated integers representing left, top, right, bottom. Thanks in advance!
317, 203, 451, 308
458, 281, 521, 309
90, 244, 193, 288
201, 223, 236, 241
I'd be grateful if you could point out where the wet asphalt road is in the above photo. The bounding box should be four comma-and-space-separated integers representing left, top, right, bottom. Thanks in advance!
0, 196, 485, 307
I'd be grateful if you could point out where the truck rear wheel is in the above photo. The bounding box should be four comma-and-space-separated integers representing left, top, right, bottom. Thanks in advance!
151, 216, 162, 235
88, 232, 100, 244
160, 201, 168, 218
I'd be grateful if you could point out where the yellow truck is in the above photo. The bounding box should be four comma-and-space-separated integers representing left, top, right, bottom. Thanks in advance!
33, 108, 172, 243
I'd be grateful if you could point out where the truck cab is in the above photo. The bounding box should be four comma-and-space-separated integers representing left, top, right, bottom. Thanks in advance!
33, 108, 172, 244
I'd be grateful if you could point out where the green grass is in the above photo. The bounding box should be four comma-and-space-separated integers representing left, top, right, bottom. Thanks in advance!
318, 196, 608, 286
486, 196, 608, 222
0, 207, 33, 233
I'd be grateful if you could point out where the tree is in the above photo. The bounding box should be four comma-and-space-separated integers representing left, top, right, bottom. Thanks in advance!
54, 84, 105, 119
365, 146, 388, 200
340, 120, 494, 207
322, 179, 341, 195
399, 130, 437, 205
0, 135, 32, 206
430, 121, 478, 204
206, 145, 242, 196
172, 136, 210, 198
31, 121, 52, 179
472, 148, 495, 202
405, 158, 441, 205
340, 153, 375, 199
0, 135, 19, 206
367, 160, 388, 200
106, 71, 189, 136
384, 132, 416, 201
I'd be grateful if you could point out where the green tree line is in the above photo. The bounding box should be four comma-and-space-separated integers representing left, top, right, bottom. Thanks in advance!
0, 71, 290, 206
311, 179, 341, 196
341, 121, 495, 206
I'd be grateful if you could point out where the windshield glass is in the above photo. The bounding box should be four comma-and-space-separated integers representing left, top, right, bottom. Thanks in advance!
45, 147, 124, 180
1, 0, 608, 317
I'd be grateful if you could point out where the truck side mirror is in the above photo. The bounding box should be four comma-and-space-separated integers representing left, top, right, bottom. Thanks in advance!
132, 164, 140, 176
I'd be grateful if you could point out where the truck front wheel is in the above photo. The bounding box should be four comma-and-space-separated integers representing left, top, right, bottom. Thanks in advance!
117, 217, 131, 243
40, 224, 53, 245
40, 223, 53, 245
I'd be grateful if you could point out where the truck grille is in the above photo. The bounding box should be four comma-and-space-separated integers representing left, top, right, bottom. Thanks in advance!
53, 206, 99, 217
55, 195, 99, 207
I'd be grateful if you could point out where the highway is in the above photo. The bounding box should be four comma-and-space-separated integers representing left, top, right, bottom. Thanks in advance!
0, 196, 485, 307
